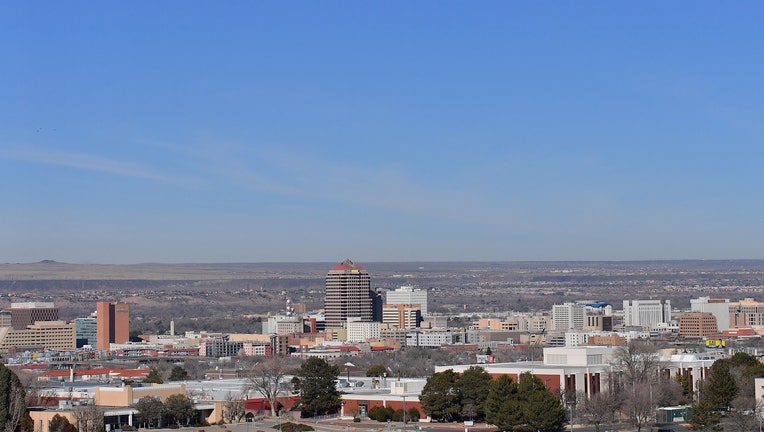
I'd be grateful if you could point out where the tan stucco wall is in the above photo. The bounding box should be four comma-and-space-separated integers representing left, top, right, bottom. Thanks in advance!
94, 383, 187, 407
29, 410, 76, 432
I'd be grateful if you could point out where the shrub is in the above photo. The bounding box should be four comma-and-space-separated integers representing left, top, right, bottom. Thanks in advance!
271, 422, 314, 432
392, 409, 404, 422
407, 408, 420, 422
368, 406, 395, 422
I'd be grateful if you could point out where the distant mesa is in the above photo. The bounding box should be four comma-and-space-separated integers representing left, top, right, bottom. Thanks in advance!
36, 260, 61, 264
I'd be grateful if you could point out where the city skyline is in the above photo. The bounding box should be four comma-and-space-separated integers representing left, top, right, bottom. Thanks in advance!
2, 3, 764, 264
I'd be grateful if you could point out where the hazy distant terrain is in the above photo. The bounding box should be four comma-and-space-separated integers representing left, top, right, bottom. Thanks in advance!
2, 260, 764, 335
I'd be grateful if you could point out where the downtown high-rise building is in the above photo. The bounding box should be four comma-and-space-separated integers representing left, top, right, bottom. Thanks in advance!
552, 302, 586, 331
386, 285, 428, 316
96, 301, 130, 350
325, 259, 373, 328
9, 302, 59, 330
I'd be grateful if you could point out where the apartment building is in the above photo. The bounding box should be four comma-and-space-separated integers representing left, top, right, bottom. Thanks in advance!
552, 303, 585, 331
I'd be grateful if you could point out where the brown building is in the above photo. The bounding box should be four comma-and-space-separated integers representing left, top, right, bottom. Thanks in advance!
96, 302, 130, 350
325, 259, 373, 328
10, 302, 58, 330
679, 312, 719, 338
586, 334, 627, 346
585, 315, 613, 332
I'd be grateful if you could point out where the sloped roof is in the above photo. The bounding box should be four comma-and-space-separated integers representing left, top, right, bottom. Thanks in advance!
331, 259, 364, 271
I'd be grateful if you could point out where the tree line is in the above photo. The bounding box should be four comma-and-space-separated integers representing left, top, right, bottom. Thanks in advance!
420, 366, 567, 432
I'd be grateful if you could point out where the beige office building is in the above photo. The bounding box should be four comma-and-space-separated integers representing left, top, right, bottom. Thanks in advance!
0, 321, 76, 354
382, 304, 421, 329
730, 298, 764, 328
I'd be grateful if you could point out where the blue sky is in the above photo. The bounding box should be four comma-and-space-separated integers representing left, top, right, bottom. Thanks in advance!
2, 2, 763, 263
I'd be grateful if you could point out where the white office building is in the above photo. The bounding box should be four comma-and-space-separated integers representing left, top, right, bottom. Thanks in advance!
623, 299, 671, 329
346, 318, 380, 342
386, 286, 428, 316
690, 297, 730, 331
552, 303, 586, 331
262, 315, 302, 335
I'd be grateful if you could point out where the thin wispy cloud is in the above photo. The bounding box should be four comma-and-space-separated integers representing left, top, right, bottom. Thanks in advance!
188, 143, 511, 226
3, 145, 201, 187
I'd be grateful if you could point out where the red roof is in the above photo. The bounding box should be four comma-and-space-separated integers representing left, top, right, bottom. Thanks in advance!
39, 368, 149, 379
331, 259, 364, 271
339, 346, 361, 352
370, 346, 395, 352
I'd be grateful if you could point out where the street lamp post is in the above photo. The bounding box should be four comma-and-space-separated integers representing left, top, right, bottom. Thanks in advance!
402, 395, 407, 432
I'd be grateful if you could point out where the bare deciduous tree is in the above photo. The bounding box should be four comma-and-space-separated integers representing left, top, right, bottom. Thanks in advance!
576, 391, 619, 432
621, 382, 655, 432
247, 357, 289, 417
728, 395, 762, 432
72, 404, 105, 432
611, 341, 663, 385
5, 386, 25, 432
222, 392, 246, 423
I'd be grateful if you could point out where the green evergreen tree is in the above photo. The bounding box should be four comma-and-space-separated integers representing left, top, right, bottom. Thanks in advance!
675, 371, 692, 400
366, 365, 387, 377
524, 390, 567, 432
485, 373, 565, 432
163, 394, 194, 427
168, 365, 189, 381
704, 359, 738, 409
688, 399, 722, 431
494, 399, 525, 432
419, 369, 462, 422
143, 367, 164, 384
457, 366, 492, 421
0, 363, 26, 432
485, 374, 518, 428
292, 358, 342, 418
135, 396, 164, 428
20, 412, 34, 432
48, 414, 77, 432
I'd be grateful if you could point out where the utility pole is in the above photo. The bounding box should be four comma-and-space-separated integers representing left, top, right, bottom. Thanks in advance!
403, 395, 407, 432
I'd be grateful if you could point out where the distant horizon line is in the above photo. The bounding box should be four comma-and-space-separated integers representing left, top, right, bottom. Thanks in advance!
6, 258, 764, 266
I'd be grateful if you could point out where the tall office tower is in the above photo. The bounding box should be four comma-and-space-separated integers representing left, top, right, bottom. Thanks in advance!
370, 289, 384, 322
75, 317, 98, 348
552, 303, 586, 331
690, 297, 730, 331
96, 302, 130, 350
386, 285, 429, 316
325, 259, 373, 328
10, 302, 59, 330
623, 299, 671, 329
